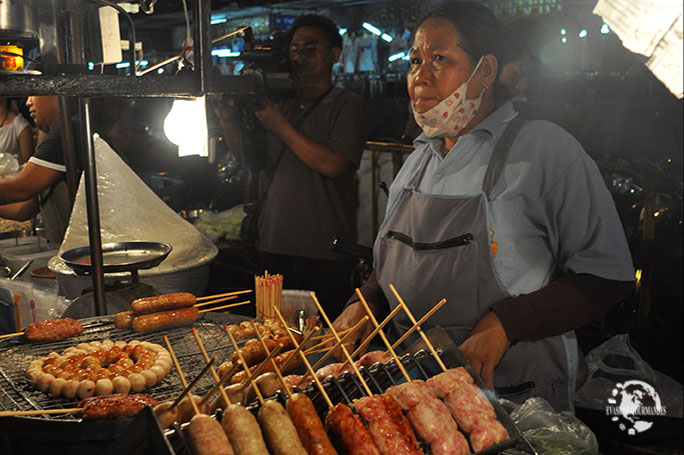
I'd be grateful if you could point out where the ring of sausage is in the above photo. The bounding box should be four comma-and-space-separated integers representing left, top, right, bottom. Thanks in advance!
26, 339, 171, 398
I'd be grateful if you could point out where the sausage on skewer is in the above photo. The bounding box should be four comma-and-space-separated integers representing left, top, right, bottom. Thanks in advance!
257, 399, 308, 455
325, 402, 381, 455
286, 392, 337, 455
131, 292, 196, 315
131, 307, 199, 333
24, 318, 84, 342
188, 413, 235, 455
221, 404, 270, 455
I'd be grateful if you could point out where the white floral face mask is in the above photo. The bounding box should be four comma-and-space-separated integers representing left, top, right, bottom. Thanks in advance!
413, 56, 485, 138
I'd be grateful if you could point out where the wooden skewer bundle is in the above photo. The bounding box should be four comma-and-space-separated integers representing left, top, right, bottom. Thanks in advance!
255, 271, 283, 321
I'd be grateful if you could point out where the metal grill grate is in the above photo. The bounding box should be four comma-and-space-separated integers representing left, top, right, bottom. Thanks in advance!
0, 312, 249, 418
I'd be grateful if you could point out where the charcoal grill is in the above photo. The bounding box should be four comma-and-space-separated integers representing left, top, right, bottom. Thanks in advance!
159, 327, 537, 455
0, 312, 250, 455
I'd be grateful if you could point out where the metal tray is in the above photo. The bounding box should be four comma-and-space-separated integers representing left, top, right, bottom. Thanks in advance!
59, 241, 172, 274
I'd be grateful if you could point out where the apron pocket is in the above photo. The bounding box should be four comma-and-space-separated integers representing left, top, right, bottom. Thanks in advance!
386, 230, 473, 250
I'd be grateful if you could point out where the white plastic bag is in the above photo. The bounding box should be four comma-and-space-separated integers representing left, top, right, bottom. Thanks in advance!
575, 334, 683, 417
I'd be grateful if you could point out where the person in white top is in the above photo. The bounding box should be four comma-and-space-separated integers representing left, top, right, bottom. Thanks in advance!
0, 97, 34, 164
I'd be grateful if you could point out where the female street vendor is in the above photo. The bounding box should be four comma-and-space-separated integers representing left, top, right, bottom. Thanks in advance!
332, 1, 635, 412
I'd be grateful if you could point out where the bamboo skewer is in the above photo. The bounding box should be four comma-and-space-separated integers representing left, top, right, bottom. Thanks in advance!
236, 344, 283, 392
337, 303, 405, 369
309, 292, 373, 397
0, 331, 22, 339
304, 323, 363, 354
250, 320, 294, 400
163, 335, 201, 416
170, 356, 217, 410
389, 298, 447, 351
389, 284, 448, 371
273, 307, 334, 409
200, 361, 242, 406
196, 289, 251, 301
355, 289, 412, 382
277, 327, 318, 373
308, 325, 355, 342
191, 328, 232, 408
198, 300, 250, 314
194, 295, 238, 308
0, 407, 83, 417
226, 328, 264, 405
298, 316, 370, 386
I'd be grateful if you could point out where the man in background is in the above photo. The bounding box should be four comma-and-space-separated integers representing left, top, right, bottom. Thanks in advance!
217, 14, 369, 319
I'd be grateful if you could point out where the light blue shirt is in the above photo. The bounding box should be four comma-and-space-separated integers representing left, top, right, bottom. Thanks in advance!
378, 102, 635, 296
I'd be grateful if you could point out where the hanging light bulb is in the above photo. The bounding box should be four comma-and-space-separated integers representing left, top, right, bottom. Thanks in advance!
163, 96, 209, 157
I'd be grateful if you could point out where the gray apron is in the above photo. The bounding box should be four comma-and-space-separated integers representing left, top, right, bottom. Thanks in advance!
376, 117, 578, 411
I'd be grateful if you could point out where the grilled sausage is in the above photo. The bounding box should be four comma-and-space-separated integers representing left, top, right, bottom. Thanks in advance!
188, 414, 235, 455
178, 394, 211, 424
325, 403, 381, 455
154, 401, 182, 429
230, 336, 298, 367
24, 318, 84, 342
257, 400, 308, 455
131, 307, 199, 333
286, 393, 337, 455
131, 292, 196, 315
79, 393, 158, 419
230, 350, 301, 384
221, 404, 270, 455
114, 311, 134, 329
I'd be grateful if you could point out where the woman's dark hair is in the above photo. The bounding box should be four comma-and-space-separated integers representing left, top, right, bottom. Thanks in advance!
288, 14, 343, 50
416, 1, 503, 69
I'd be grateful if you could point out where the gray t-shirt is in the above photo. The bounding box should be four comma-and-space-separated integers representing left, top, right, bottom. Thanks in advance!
380, 101, 635, 296
258, 86, 369, 260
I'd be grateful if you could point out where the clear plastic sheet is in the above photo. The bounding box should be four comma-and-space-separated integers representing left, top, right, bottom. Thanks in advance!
502, 397, 599, 455
575, 334, 683, 417
51, 134, 217, 278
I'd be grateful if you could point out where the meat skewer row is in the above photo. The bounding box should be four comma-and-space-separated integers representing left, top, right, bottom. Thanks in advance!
225, 318, 289, 341
225, 327, 307, 455
427, 369, 508, 451
116, 300, 250, 331
162, 335, 234, 455
131, 290, 249, 315
391, 284, 510, 452
249, 320, 338, 455
5, 317, 86, 342
388, 380, 470, 455
346, 291, 424, 455
224, 325, 317, 385
273, 306, 383, 455
79, 393, 158, 419
190, 328, 270, 455
390, 284, 511, 452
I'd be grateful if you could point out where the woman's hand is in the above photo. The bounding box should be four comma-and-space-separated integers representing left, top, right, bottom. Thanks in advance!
458, 311, 510, 389
329, 301, 374, 361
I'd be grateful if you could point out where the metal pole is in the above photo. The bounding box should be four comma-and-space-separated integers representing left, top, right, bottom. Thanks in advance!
79, 98, 107, 315
196, 0, 213, 94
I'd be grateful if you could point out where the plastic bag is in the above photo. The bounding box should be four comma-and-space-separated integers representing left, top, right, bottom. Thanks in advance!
502, 397, 599, 455
575, 334, 683, 417
0, 278, 67, 332
193, 205, 246, 243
